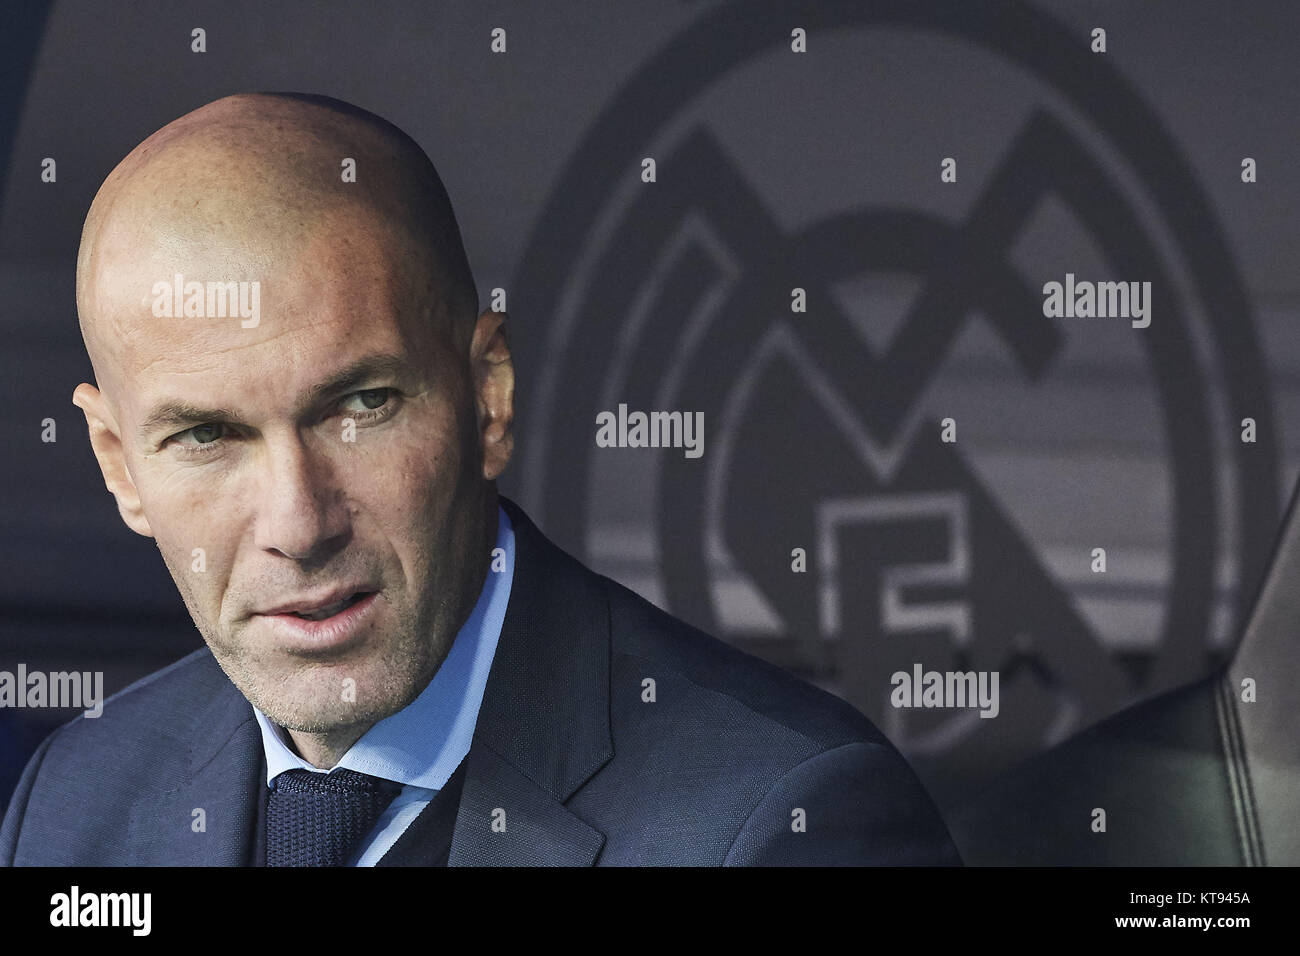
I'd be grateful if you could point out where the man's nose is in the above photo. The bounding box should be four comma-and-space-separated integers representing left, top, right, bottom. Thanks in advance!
253, 435, 351, 562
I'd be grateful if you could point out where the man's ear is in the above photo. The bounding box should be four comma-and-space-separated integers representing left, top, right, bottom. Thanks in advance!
469, 309, 514, 482
72, 382, 153, 538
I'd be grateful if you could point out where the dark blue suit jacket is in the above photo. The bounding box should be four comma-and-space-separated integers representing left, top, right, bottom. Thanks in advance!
0, 497, 959, 865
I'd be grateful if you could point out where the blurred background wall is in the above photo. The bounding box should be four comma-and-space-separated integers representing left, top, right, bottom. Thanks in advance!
2, 0, 1297, 816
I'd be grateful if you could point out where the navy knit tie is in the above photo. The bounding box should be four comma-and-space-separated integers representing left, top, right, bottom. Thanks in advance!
266, 768, 402, 867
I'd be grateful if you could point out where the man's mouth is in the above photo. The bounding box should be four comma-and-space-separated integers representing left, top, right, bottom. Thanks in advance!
255, 588, 382, 653
289, 592, 370, 621
258, 587, 377, 620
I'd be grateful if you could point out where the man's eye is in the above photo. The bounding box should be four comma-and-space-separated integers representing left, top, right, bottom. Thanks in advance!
179, 423, 224, 445
342, 388, 392, 412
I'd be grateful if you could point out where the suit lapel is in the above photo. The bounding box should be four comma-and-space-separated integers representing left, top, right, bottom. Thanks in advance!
376, 755, 467, 866
126, 662, 265, 865
447, 496, 614, 865
449, 745, 605, 866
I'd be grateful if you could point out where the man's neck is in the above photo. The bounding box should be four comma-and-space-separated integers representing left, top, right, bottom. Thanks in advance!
287, 723, 371, 769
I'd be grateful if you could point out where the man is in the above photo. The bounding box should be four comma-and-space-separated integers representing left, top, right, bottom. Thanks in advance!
0, 93, 958, 866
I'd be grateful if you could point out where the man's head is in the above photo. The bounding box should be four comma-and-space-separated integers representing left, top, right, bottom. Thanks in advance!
73, 93, 514, 753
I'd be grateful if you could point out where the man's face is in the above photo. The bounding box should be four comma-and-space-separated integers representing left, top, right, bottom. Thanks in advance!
81, 205, 498, 735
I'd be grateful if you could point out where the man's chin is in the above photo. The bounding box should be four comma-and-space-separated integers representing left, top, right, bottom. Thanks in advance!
251, 691, 405, 735
217, 656, 425, 734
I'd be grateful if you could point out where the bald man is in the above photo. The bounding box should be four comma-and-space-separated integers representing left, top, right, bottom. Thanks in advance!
0, 93, 959, 866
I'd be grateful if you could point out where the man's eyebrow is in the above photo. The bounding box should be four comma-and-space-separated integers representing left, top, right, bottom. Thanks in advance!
138, 354, 418, 435
140, 401, 241, 434
304, 354, 416, 403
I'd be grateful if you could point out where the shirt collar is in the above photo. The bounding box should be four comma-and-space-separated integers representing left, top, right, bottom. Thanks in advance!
253, 503, 515, 790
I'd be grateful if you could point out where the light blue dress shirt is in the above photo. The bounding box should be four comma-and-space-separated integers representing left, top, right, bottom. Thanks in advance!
253, 503, 514, 865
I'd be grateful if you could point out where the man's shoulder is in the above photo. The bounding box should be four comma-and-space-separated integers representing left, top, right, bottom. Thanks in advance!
44, 646, 232, 753
573, 568, 959, 864
0, 648, 241, 865
505, 496, 886, 752
599, 570, 884, 752
5, 647, 234, 811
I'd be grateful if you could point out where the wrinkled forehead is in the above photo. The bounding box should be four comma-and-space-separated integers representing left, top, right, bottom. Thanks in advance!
91, 202, 445, 429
